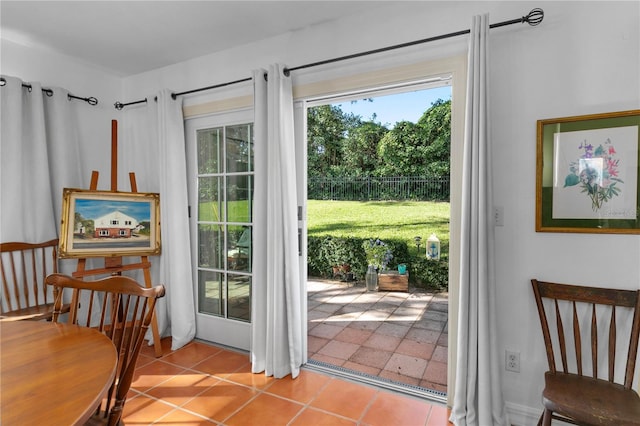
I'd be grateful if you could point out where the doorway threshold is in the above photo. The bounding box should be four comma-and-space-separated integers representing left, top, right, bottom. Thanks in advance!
304, 359, 447, 405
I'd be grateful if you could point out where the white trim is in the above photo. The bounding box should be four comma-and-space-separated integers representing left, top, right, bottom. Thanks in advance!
294, 100, 308, 362
292, 57, 461, 101
505, 401, 555, 426
195, 313, 250, 351
183, 95, 253, 119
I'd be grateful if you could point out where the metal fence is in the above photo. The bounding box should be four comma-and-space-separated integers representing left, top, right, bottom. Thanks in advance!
308, 176, 450, 201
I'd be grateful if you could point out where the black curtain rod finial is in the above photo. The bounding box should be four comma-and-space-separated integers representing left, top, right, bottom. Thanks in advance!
525, 8, 544, 26
68, 94, 98, 105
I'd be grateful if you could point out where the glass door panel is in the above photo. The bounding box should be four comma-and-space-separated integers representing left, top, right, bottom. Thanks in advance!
198, 270, 224, 316
226, 175, 253, 223
186, 111, 253, 350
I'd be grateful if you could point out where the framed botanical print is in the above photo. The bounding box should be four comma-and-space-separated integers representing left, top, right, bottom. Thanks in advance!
536, 109, 640, 234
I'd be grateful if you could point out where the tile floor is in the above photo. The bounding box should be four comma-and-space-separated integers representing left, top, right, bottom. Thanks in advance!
307, 279, 449, 394
126, 337, 453, 425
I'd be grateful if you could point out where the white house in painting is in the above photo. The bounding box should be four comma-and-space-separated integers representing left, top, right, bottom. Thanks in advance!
93, 211, 139, 238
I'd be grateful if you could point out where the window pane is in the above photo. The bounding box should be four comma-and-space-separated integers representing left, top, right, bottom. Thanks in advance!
198, 270, 224, 316
198, 225, 223, 269
199, 176, 222, 222
226, 124, 253, 173
194, 120, 253, 326
227, 225, 251, 272
197, 127, 222, 174
226, 175, 253, 222
227, 274, 251, 322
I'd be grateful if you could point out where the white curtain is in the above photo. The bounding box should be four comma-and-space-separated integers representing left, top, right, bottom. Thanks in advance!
0, 75, 83, 243
251, 64, 304, 378
450, 14, 507, 426
43, 86, 85, 229
122, 90, 196, 350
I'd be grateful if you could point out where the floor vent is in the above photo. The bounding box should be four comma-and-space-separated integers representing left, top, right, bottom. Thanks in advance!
304, 359, 447, 404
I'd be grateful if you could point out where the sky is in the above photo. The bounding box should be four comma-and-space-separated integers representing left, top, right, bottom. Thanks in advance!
335, 85, 452, 128
75, 198, 151, 221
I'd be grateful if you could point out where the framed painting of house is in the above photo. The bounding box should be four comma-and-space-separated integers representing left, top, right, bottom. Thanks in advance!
536, 109, 640, 234
59, 188, 161, 258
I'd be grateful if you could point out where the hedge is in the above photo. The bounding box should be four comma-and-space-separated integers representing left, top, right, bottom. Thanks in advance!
307, 236, 448, 291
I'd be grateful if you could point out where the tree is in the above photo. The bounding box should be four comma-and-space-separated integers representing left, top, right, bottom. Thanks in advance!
341, 120, 387, 176
376, 99, 451, 177
74, 212, 94, 236
307, 97, 451, 178
416, 99, 451, 177
307, 105, 347, 178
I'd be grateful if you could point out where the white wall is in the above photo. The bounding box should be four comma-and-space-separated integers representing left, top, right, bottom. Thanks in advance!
126, 2, 639, 422
122, 3, 639, 421
1, 38, 123, 189
3, 1, 639, 423
490, 1, 640, 422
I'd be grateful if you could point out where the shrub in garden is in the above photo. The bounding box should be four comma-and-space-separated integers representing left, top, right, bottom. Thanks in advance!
408, 256, 449, 291
307, 236, 367, 279
307, 235, 448, 291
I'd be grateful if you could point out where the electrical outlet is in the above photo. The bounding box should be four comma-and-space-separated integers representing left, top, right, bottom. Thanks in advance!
505, 350, 520, 372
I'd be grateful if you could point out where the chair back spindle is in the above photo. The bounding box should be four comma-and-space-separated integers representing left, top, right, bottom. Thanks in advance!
0, 239, 69, 321
531, 279, 640, 425
46, 273, 165, 426
532, 279, 640, 388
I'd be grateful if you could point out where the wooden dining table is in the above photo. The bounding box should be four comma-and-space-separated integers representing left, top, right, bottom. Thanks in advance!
0, 320, 117, 425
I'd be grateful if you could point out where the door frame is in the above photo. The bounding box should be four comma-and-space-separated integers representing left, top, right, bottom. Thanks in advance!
184, 108, 254, 351
292, 55, 466, 405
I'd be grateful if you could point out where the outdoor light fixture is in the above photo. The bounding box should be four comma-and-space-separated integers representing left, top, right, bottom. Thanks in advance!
414, 236, 422, 251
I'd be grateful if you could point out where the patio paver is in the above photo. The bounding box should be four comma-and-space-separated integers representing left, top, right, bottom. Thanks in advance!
307, 279, 448, 394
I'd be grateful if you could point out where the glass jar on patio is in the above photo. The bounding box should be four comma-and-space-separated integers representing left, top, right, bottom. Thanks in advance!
365, 265, 378, 291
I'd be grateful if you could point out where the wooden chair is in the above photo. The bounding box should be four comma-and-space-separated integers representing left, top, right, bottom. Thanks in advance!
531, 279, 640, 425
46, 273, 165, 426
0, 239, 70, 321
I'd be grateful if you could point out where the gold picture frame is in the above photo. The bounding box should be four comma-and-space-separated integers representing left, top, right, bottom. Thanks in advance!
536, 109, 640, 234
59, 188, 161, 258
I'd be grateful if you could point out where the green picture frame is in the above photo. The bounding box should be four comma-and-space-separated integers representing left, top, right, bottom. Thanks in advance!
536, 109, 640, 234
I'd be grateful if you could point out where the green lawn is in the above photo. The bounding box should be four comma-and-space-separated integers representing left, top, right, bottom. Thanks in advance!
307, 200, 450, 256
198, 198, 451, 256
199, 201, 251, 223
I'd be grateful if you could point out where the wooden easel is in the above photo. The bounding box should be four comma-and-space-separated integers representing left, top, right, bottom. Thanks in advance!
72, 120, 163, 357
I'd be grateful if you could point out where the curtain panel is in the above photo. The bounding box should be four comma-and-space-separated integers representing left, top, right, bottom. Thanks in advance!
121, 90, 196, 350
0, 75, 83, 243
450, 14, 507, 426
251, 64, 304, 378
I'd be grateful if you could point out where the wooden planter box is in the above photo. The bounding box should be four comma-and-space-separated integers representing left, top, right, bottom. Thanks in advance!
378, 271, 409, 292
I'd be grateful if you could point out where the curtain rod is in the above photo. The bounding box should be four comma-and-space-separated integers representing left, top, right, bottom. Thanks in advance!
114, 7, 543, 110
0, 77, 98, 106
285, 8, 543, 74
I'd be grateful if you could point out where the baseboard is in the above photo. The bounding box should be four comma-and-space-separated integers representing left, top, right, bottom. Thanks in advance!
506, 402, 578, 426
505, 401, 541, 426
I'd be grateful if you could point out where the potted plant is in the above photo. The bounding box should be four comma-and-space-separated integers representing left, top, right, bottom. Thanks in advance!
362, 239, 393, 291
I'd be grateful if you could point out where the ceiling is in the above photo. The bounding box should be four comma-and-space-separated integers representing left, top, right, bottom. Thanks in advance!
1, 1, 393, 77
